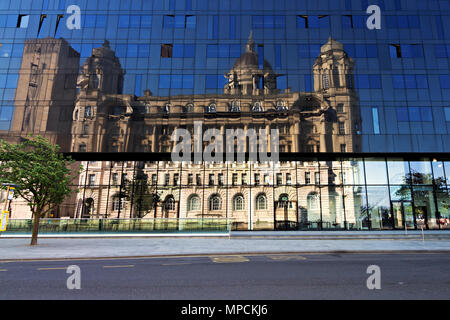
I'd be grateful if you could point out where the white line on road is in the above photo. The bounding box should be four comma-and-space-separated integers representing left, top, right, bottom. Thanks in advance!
103, 265, 135, 268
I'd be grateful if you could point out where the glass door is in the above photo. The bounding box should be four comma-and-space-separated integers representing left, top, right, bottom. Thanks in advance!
392, 201, 415, 229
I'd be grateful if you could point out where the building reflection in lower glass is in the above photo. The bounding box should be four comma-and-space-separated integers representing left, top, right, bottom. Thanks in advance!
4, 158, 450, 231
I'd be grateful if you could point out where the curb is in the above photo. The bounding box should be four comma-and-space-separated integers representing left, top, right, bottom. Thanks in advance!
1, 250, 450, 262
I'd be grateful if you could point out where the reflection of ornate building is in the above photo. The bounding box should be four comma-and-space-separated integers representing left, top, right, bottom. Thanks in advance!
6, 35, 364, 230
75, 160, 361, 231
67, 36, 362, 229
70, 36, 361, 154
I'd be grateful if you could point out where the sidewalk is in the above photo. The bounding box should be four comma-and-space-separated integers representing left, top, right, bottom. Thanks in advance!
0, 233, 449, 260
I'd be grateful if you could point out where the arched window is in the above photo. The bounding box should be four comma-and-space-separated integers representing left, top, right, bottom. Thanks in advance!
185, 103, 194, 113
232, 194, 244, 211
252, 101, 263, 112
209, 194, 221, 211
256, 193, 267, 210
278, 194, 289, 209
230, 100, 240, 112
164, 196, 175, 211
206, 103, 216, 113
323, 73, 330, 89
163, 103, 171, 113
276, 100, 287, 111
187, 194, 200, 211
333, 67, 340, 87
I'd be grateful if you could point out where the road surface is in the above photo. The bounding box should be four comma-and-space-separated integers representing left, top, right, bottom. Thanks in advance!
0, 253, 449, 299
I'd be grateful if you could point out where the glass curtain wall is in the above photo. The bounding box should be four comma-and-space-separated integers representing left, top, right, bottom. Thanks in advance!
66, 157, 450, 231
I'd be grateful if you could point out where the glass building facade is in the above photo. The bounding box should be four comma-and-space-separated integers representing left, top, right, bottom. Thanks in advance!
0, 0, 449, 230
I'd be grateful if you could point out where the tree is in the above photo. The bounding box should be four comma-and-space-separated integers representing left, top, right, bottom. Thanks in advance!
120, 171, 156, 218
0, 136, 82, 245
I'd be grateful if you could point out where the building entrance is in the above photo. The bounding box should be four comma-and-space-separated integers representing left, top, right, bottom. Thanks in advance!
392, 201, 415, 230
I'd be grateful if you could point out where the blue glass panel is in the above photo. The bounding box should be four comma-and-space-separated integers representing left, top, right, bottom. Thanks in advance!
420, 107, 433, 122
393, 75, 405, 89
159, 75, 171, 89
396, 107, 409, 121
118, 15, 129, 28
440, 75, 450, 89
186, 15, 196, 29
416, 75, 428, 89
409, 107, 421, 121
253, 16, 264, 29
174, 15, 185, 28
163, 15, 174, 28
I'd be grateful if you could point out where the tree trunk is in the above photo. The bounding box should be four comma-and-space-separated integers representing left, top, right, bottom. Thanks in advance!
30, 212, 40, 246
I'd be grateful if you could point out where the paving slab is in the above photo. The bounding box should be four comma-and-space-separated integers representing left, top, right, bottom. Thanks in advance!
0, 237, 449, 261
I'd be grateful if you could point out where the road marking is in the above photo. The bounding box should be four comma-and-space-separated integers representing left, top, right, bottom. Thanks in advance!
37, 267, 67, 271
210, 256, 249, 263
0, 269, 7, 272
103, 265, 135, 268
267, 255, 307, 261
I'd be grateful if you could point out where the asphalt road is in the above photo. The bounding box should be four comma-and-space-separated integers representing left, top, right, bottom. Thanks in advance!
0, 253, 449, 300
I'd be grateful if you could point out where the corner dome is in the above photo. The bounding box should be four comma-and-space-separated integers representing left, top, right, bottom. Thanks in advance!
321, 37, 344, 53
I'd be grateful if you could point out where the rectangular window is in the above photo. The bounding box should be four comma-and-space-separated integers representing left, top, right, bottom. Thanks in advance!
276, 173, 283, 185
17, 15, 29, 28
161, 44, 173, 58
196, 174, 201, 186
372, 107, 380, 134
209, 174, 214, 186
338, 122, 345, 135
173, 173, 179, 186
152, 174, 157, 185
218, 173, 224, 186
242, 173, 247, 185
305, 172, 311, 184
286, 174, 292, 185
340, 144, 347, 153
315, 172, 320, 185
297, 15, 329, 29
164, 174, 170, 186
232, 173, 238, 185
254, 174, 260, 186
88, 174, 95, 186
390, 44, 423, 58
264, 174, 270, 185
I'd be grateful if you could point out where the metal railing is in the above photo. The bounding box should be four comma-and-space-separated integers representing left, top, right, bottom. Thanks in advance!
4, 218, 233, 234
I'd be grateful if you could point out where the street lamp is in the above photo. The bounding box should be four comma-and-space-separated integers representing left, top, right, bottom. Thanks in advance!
1, 183, 21, 233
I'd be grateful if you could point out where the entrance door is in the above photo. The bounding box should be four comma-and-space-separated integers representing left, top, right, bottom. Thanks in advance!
392, 201, 414, 229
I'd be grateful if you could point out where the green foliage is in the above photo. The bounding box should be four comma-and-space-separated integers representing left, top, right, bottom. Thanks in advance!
0, 136, 82, 217
121, 172, 156, 218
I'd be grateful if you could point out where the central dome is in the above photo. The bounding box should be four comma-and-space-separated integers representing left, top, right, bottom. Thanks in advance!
232, 32, 273, 71
233, 51, 273, 71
